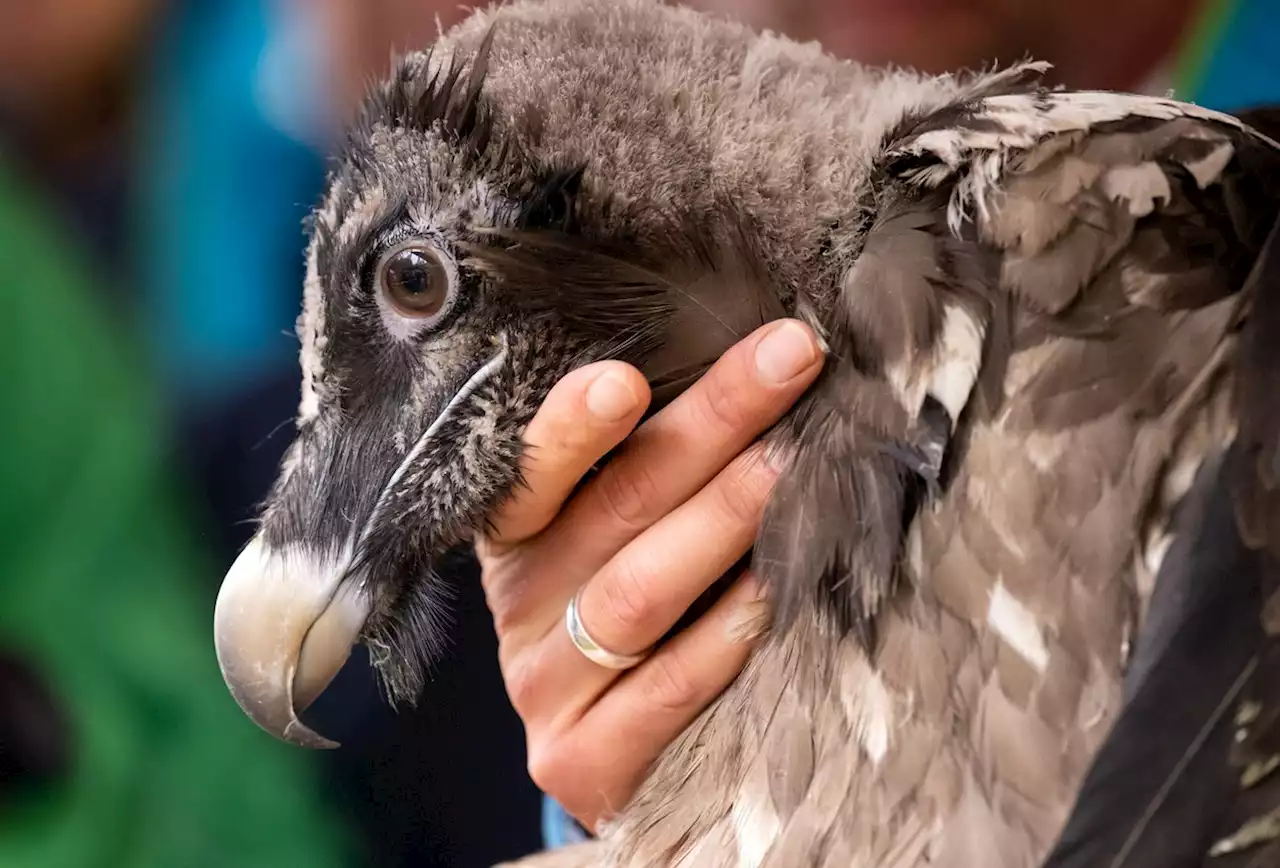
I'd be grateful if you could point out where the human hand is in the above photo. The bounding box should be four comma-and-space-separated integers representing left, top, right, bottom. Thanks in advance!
475, 318, 824, 830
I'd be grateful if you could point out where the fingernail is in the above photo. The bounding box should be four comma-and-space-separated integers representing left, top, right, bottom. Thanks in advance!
755, 321, 819, 385
727, 580, 772, 643
586, 369, 639, 422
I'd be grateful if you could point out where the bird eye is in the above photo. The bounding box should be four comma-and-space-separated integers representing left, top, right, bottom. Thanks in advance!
379, 244, 450, 319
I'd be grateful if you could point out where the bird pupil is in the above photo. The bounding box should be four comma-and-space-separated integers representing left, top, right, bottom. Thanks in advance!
394, 252, 431, 295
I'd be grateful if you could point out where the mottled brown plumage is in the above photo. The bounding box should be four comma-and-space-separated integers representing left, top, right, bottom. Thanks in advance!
209, 2, 1280, 866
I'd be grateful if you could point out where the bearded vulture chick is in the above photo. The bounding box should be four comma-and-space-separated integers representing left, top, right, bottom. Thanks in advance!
211, 2, 1280, 866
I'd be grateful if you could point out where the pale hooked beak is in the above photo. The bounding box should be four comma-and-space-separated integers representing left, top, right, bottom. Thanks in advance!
214, 341, 512, 748
213, 535, 371, 748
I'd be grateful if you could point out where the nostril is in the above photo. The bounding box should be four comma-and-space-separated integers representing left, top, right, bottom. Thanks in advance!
0, 646, 74, 799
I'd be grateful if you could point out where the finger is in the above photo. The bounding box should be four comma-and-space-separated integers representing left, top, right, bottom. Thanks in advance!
485, 361, 651, 547
492, 319, 821, 605
576, 444, 776, 656
505, 444, 777, 722
529, 572, 770, 831
571, 318, 819, 536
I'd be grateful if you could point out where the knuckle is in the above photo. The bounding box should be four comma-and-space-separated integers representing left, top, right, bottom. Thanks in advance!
528, 748, 596, 828
694, 370, 752, 433
595, 460, 662, 531
639, 650, 704, 714
526, 739, 570, 797
486, 583, 527, 640
598, 560, 655, 637
541, 399, 596, 455
716, 450, 776, 525
503, 656, 542, 716
487, 587, 542, 645
489, 603, 525, 642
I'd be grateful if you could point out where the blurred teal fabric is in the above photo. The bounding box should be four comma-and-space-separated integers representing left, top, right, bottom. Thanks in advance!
133, 0, 332, 410
1177, 0, 1280, 111
0, 152, 352, 868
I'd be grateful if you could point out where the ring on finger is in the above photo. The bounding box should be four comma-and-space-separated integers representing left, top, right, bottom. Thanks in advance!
565, 586, 652, 670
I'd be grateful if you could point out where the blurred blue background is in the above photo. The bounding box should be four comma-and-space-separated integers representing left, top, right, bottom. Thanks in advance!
1, 0, 1276, 865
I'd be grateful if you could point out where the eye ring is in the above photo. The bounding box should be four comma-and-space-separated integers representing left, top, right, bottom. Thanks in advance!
376, 241, 453, 322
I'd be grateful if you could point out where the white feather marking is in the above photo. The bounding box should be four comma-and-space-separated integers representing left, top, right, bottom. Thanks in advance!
1143, 529, 1175, 580
885, 303, 984, 427
730, 785, 781, 868
1162, 450, 1203, 508
987, 580, 1050, 673
841, 664, 895, 765
1184, 140, 1235, 189
896, 90, 1278, 238
858, 671, 894, 764
905, 522, 926, 575
885, 359, 928, 419
1022, 429, 1070, 472
928, 304, 986, 424
1101, 163, 1172, 216
298, 239, 327, 424
906, 93, 1240, 167
297, 177, 349, 425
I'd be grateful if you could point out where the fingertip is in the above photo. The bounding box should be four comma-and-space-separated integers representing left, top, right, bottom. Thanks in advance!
540, 360, 650, 429
750, 318, 824, 387
486, 361, 650, 546
525, 361, 648, 456
584, 364, 651, 424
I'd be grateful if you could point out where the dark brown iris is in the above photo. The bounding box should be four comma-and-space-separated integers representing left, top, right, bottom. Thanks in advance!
380, 246, 449, 317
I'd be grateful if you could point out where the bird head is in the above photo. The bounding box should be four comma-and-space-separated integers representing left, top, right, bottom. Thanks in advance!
212, 27, 778, 748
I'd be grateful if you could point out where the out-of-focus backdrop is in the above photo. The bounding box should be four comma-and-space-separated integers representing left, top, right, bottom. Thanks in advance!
1, 0, 1276, 866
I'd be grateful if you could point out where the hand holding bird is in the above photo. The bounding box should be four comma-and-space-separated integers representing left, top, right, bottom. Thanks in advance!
477, 319, 823, 829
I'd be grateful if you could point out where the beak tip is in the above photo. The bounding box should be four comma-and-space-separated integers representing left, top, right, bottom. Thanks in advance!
213, 535, 367, 751
283, 719, 341, 750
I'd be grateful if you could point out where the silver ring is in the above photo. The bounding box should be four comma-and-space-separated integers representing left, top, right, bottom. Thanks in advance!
565, 588, 650, 670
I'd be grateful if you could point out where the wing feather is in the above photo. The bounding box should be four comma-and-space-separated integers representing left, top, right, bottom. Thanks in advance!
752, 90, 1280, 865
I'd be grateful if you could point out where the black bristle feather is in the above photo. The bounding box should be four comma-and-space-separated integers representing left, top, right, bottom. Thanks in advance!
342, 23, 500, 171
